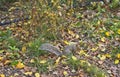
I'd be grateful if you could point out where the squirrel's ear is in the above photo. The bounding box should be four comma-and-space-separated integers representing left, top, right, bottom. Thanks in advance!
39, 43, 63, 56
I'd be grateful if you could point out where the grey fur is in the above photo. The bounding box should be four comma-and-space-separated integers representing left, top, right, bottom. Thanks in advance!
39, 43, 62, 56
39, 43, 77, 56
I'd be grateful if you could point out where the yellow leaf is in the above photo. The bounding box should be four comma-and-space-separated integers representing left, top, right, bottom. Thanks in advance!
24, 72, 33, 76
67, 13, 70, 16
55, 57, 61, 65
28, 42, 32, 47
105, 32, 110, 36
79, 50, 85, 55
63, 71, 68, 76
62, 55, 67, 58
22, 46, 26, 53
97, 21, 101, 25
99, 55, 106, 60
35, 73, 40, 77
0, 56, 3, 61
4, 60, 11, 65
8, 7, 15, 11
105, 54, 111, 58
75, 34, 79, 39
0, 50, 4, 53
114, 59, 119, 64
57, 6, 62, 9
117, 29, 120, 34
68, 29, 75, 36
63, 40, 69, 45
40, 60, 47, 64
72, 56, 77, 61
91, 47, 98, 52
30, 59, 35, 63
101, 37, 105, 42
61, 60, 67, 64
0, 74, 5, 77
16, 62, 25, 69
117, 54, 120, 59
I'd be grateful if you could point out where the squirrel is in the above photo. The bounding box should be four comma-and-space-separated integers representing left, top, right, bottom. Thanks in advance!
39, 42, 78, 56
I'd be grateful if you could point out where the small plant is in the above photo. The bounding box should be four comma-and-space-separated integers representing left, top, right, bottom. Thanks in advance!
8, 46, 19, 51
109, 0, 120, 8
27, 37, 47, 57
66, 55, 80, 70
66, 55, 107, 77
30, 58, 54, 73
79, 60, 107, 77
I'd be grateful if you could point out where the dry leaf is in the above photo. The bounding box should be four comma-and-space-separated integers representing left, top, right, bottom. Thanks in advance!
72, 56, 77, 61
105, 32, 110, 36
117, 54, 120, 59
114, 59, 119, 64
101, 55, 106, 60
64, 40, 69, 45
16, 62, 25, 69
35, 73, 40, 77
0, 56, 3, 61
24, 72, 33, 76
55, 57, 61, 65
22, 46, 27, 53
91, 47, 98, 52
30, 59, 35, 63
68, 29, 75, 37
40, 60, 47, 64
0, 74, 5, 77
63, 71, 68, 76
4, 60, 11, 65
117, 29, 120, 34
101, 37, 105, 42
79, 50, 85, 55
105, 54, 111, 58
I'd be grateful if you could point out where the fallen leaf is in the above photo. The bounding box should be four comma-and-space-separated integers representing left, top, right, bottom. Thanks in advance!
0, 50, 4, 54
117, 53, 120, 59
98, 55, 106, 60
0, 56, 3, 61
22, 46, 27, 53
72, 56, 77, 61
0, 74, 5, 77
63, 71, 68, 76
105, 54, 111, 58
105, 32, 110, 36
24, 72, 33, 76
16, 62, 25, 69
4, 60, 11, 65
117, 29, 120, 34
35, 73, 40, 77
40, 60, 47, 64
79, 50, 85, 55
30, 59, 35, 63
91, 47, 98, 52
101, 37, 105, 42
68, 30, 75, 37
114, 59, 119, 64
55, 57, 61, 65
75, 34, 79, 39
64, 40, 69, 45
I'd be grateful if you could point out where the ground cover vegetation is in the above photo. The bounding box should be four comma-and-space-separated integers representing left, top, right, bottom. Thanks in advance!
0, 0, 120, 77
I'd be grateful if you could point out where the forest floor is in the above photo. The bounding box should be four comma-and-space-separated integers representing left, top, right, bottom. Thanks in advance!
0, 1, 120, 77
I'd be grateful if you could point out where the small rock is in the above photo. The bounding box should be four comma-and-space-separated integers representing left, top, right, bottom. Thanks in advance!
98, 60, 104, 64
116, 12, 120, 17
107, 70, 112, 74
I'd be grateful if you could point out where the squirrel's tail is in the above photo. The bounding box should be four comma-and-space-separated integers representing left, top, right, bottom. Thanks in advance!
39, 43, 63, 56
